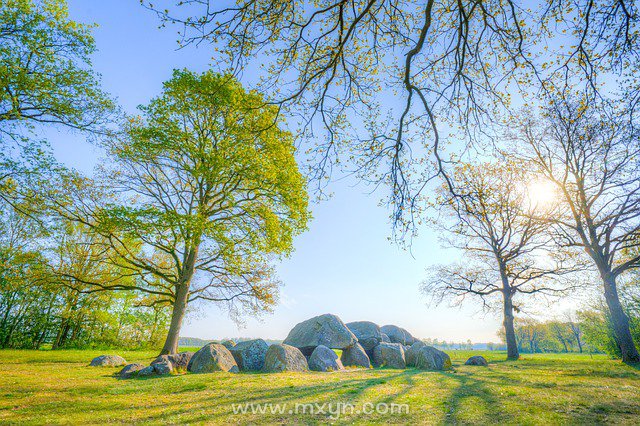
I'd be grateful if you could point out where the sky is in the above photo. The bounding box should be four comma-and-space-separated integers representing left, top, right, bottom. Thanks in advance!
41, 0, 585, 343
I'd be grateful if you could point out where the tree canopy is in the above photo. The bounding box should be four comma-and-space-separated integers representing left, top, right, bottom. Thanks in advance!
56, 69, 310, 354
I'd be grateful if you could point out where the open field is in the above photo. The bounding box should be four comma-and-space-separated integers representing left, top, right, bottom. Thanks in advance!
0, 349, 639, 425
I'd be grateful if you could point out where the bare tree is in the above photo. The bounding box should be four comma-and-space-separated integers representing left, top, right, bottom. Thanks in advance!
514, 97, 640, 363
564, 312, 584, 353
422, 161, 578, 360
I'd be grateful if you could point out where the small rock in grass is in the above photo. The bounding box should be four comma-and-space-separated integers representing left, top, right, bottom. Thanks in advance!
465, 355, 488, 366
89, 355, 127, 367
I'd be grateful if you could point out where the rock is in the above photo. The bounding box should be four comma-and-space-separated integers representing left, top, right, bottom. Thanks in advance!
405, 341, 427, 367
187, 343, 239, 374
308, 345, 344, 372
345, 321, 383, 351
89, 355, 127, 367
229, 339, 269, 371
380, 325, 416, 345
372, 342, 406, 369
380, 333, 391, 343
283, 314, 357, 355
340, 343, 371, 368
262, 344, 309, 372
465, 355, 488, 366
118, 363, 145, 378
138, 366, 156, 377
221, 340, 236, 349
153, 361, 173, 375
414, 346, 452, 370
151, 352, 194, 372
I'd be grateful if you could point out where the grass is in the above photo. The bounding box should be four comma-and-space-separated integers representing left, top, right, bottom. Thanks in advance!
0, 349, 639, 424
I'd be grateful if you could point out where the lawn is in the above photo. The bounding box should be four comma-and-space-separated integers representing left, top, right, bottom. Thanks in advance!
0, 349, 638, 425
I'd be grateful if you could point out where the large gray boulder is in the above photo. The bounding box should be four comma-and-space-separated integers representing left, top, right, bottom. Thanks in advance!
138, 366, 156, 377
372, 342, 406, 369
229, 339, 269, 371
465, 355, 488, 366
283, 314, 357, 355
118, 363, 146, 378
380, 333, 391, 343
221, 340, 236, 349
89, 355, 127, 367
414, 346, 452, 370
151, 352, 194, 372
345, 321, 382, 351
263, 344, 309, 372
187, 343, 239, 373
308, 345, 344, 372
153, 360, 173, 375
380, 325, 416, 345
340, 343, 371, 368
405, 341, 427, 367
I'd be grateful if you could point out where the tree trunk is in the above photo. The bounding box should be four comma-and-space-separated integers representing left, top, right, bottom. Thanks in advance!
160, 283, 189, 355
502, 290, 519, 360
601, 273, 640, 363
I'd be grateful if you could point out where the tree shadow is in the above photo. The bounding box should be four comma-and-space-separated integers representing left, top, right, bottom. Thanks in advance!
444, 370, 513, 424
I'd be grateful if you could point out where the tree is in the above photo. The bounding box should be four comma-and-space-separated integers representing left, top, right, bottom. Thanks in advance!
57, 70, 310, 354
0, 0, 114, 224
564, 312, 584, 353
0, 0, 114, 138
514, 97, 640, 363
145, 0, 640, 226
423, 161, 577, 360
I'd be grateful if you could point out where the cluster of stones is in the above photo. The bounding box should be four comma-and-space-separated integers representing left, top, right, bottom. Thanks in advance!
278, 314, 455, 372
90, 313, 489, 378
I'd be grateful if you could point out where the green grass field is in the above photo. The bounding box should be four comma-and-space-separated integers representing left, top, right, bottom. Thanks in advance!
0, 349, 639, 425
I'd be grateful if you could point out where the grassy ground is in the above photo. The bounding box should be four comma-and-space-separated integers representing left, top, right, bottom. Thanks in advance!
0, 349, 639, 425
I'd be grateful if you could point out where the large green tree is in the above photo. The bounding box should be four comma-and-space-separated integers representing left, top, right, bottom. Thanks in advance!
60, 70, 310, 354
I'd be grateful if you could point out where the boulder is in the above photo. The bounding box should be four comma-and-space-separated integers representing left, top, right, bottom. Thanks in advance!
262, 344, 309, 372
345, 321, 383, 351
283, 314, 357, 355
138, 366, 156, 377
340, 343, 371, 368
151, 352, 194, 372
372, 342, 406, 369
308, 345, 344, 372
465, 355, 488, 366
405, 341, 427, 367
229, 339, 269, 371
380, 333, 391, 343
118, 363, 145, 379
404, 340, 427, 367
187, 343, 239, 374
89, 355, 127, 367
380, 325, 416, 345
221, 340, 236, 349
153, 361, 173, 375
414, 346, 452, 370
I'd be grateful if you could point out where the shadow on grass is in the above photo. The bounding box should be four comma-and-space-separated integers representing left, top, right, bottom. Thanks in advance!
443, 371, 512, 424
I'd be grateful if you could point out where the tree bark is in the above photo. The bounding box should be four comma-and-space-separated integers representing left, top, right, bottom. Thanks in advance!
601, 273, 640, 363
160, 283, 189, 355
502, 289, 519, 360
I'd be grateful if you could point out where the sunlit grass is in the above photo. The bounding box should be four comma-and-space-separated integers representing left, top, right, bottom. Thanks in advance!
0, 349, 638, 424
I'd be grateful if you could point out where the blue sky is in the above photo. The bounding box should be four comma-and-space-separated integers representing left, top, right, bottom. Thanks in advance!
44, 0, 511, 343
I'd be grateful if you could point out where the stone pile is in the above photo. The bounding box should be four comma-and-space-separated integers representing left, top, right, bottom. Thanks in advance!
99, 313, 488, 378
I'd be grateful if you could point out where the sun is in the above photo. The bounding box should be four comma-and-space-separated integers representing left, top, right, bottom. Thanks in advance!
527, 179, 557, 209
